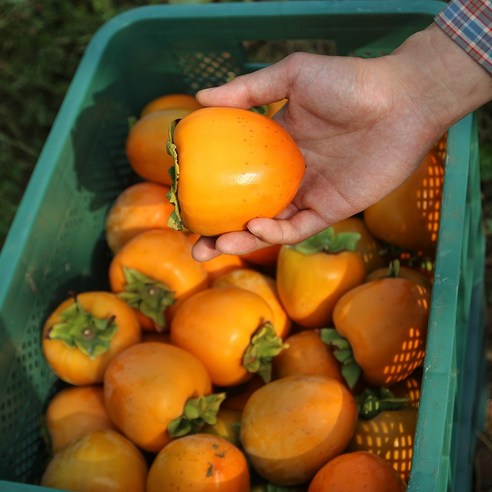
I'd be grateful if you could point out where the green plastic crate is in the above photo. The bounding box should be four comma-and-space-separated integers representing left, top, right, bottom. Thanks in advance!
0, 1, 487, 491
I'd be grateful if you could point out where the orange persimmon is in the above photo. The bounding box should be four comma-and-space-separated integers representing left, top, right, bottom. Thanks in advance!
167, 107, 305, 236
147, 434, 250, 492
140, 93, 202, 116
41, 292, 141, 385
272, 329, 344, 384
212, 268, 291, 339
105, 181, 174, 253
240, 375, 358, 486
103, 342, 220, 453
363, 150, 444, 254
126, 107, 193, 185
276, 228, 366, 328
45, 385, 116, 453
170, 286, 284, 387
108, 229, 208, 332
331, 277, 430, 386
308, 451, 406, 492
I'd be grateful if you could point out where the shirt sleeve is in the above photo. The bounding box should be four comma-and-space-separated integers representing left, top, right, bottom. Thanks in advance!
434, 0, 492, 74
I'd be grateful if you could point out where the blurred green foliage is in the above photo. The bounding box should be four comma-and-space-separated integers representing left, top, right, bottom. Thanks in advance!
0, 0, 164, 248
1, 0, 491, 251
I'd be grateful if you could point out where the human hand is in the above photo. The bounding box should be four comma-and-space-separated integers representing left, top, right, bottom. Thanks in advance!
192, 24, 492, 261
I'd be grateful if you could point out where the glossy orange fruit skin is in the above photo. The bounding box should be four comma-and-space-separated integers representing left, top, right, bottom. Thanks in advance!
172, 107, 305, 236
103, 342, 212, 452
45, 385, 116, 453
272, 329, 344, 383
108, 229, 208, 331
105, 181, 174, 253
170, 286, 275, 387
240, 243, 281, 268
42, 292, 141, 385
240, 375, 358, 486
140, 93, 202, 116
333, 277, 430, 386
276, 246, 366, 328
126, 107, 193, 185
41, 429, 148, 492
363, 150, 444, 254
212, 268, 291, 339
331, 216, 386, 273
147, 434, 250, 492
367, 264, 433, 289
307, 451, 407, 492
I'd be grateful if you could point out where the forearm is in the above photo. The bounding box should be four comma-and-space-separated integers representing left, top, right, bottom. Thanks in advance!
387, 16, 491, 138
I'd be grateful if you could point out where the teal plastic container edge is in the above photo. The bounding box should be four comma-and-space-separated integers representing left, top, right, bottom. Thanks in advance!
409, 115, 486, 491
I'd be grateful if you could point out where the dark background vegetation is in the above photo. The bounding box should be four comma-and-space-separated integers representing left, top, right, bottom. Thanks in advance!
1, 0, 492, 487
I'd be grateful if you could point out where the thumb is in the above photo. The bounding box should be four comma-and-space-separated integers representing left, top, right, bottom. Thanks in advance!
196, 57, 293, 108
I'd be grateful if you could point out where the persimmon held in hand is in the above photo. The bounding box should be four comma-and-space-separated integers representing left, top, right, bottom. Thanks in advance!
167, 107, 305, 236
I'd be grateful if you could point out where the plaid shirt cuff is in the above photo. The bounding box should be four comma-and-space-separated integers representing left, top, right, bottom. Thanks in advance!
435, 0, 492, 74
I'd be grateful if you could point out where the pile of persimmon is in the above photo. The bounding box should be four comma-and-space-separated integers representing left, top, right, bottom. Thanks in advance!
38, 91, 445, 491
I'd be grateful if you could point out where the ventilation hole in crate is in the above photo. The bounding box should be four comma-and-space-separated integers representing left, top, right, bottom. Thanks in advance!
174, 51, 242, 92
434, 134, 448, 162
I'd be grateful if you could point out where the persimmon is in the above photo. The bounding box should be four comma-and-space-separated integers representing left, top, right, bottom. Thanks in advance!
167, 107, 305, 236
202, 254, 245, 282
105, 181, 174, 253
276, 227, 366, 328
240, 375, 358, 486
212, 268, 291, 338
170, 286, 285, 387
126, 107, 193, 185
104, 342, 222, 453
240, 243, 281, 269
108, 229, 208, 331
348, 405, 418, 483
140, 93, 202, 116
330, 277, 430, 386
40, 429, 148, 492
202, 408, 243, 446
307, 451, 406, 492
45, 385, 116, 453
366, 259, 432, 290
41, 292, 141, 385
147, 434, 250, 492
331, 216, 386, 273
364, 150, 444, 254
186, 233, 246, 282
272, 329, 344, 384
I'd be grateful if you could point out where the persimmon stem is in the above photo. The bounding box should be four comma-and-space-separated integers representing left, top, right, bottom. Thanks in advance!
292, 227, 360, 254
168, 393, 226, 438
356, 387, 408, 419
320, 327, 361, 389
48, 297, 117, 358
118, 267, 174, 331
243, 322, 288, 383
167, 119, 185, 231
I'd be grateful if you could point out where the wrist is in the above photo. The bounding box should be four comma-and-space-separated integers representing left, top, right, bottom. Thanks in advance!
388, 23, 492, 137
